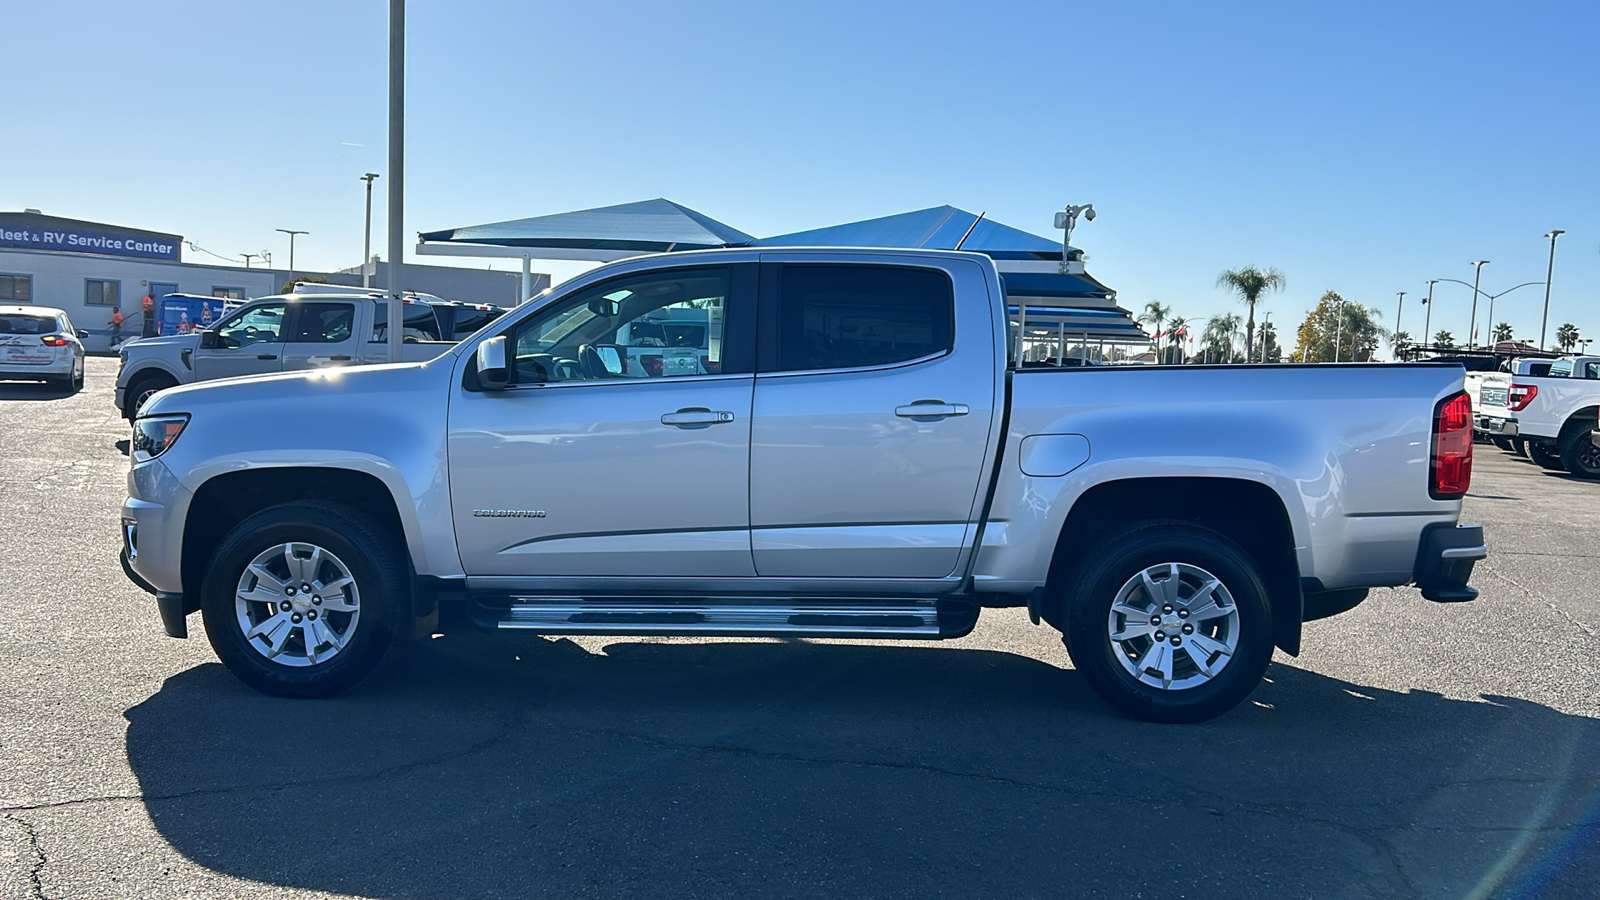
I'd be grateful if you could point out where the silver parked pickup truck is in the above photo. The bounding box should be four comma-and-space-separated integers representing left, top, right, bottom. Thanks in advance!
119, 248, 1485, 722
113, 290, 483, 419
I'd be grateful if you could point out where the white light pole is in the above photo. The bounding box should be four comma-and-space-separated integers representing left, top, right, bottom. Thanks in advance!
1333, 294, 1347, 362
276, 229, 308, 283
1467, 260, 1489, 348
1054, 203, 1095, 274
387, 0, 405, 363
360, 173, 380, 288
1541, 230, 1565, 351
1259, 311, 1273, 362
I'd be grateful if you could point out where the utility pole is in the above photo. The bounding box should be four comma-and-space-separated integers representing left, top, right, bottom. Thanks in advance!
276, 229, 308, 282
1394, 291, 1405, 360
1541, 230, 1565, 351
241, 253, 258, 269
360, 173, 380, 288
1468, 260, 1489, 348
387, 0, 405, 363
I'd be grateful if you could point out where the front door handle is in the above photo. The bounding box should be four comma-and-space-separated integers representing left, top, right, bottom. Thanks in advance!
661, 407, 736, 428
257, 354, 279, 360
896, 401, 969, 419
330, 355, 353, 361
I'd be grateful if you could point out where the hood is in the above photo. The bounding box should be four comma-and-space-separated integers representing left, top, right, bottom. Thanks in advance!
142, 352, 461, 418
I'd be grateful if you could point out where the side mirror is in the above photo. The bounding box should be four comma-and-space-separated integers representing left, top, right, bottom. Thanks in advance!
587, 297, 619, 318
199, 330, 219, 349
77, 330, 89, 339
476, 335, 509, 390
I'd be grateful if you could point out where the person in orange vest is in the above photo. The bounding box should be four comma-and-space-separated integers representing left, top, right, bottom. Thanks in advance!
108, 307, 126, 347
141, 293, 156, 337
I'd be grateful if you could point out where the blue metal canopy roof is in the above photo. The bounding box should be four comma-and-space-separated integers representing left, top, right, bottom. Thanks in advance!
747, 206, 1064, 260
419, 198, 754, 253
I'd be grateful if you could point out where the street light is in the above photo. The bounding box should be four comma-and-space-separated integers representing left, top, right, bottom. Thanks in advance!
276, 228, 309, 282
1259, 311, 1273, 362
1433, 277, 1545, 348
241, 253, 258, 269
1394, 291, 1406, 360
1468, 260, 1489, 348
360, 173, 380, 287
1541, 230, 1565, 351
1423, 279, 1437, 352
1333, 293, 1347, 362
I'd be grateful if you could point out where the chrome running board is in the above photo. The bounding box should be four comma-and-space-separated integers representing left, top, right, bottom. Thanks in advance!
496, 598, 949, 639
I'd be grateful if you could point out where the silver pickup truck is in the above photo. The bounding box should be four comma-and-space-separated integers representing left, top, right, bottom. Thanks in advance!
119, 248, 1485, 722
113, 290, 500, 418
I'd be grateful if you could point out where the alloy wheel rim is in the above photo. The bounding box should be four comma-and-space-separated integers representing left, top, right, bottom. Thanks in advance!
1578, 442, 1600, 473
235, 542, 361, 667
1107, 562, 1240, 690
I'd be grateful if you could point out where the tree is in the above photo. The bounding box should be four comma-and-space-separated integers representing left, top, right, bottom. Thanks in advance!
1291, 291, 1389, 362
1217, 266, 1286, 368
1493, 322, 1514, 343
1434, 330, 1456, 349
1557, 323, 1580, 352
281, 274, 328, 293
1202, 312, 1242, 363
1257, 321, 1283, 362
1392, 330, 1412, 360
1137, 301, 1170, 360
1164, 316, 1190, 363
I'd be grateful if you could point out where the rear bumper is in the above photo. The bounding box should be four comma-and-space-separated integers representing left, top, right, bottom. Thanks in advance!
1414, 523, 1486, 602
1476, 414, 1518, 437
0, 359, 72, 379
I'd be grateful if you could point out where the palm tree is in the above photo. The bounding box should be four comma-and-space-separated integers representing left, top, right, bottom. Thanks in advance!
1434, 330, 1456, 349
1557, 322, 1580, 352
1492, 322, 1514, 344
1166, 316, 1190, 362
1137, 301, 1170, 359
1216, 267, 1286, 365
1202, 312, 1243, 363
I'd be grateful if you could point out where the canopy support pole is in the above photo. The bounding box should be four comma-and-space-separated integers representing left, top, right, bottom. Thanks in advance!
520, 255, 532, 304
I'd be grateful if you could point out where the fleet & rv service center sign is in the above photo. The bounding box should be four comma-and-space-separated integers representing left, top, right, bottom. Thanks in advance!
0, 212, 182, 262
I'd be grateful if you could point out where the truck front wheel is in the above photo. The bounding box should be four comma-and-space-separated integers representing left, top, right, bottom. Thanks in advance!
1060, 523, 1275, 723
200, 502, 407, 698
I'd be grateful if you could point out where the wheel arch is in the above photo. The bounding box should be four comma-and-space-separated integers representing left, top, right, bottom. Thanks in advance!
180, 467, 414, 619
1044, 476, 1304, 655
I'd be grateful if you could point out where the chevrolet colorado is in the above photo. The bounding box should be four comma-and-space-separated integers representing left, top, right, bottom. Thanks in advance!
120, 248, 1485, 722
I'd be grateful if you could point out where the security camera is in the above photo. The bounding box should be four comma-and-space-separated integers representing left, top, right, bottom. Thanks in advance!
1083, 206, 1096, 221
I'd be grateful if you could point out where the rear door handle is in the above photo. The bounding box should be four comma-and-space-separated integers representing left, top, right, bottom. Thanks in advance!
257, 354, 279, 360
661, 407, 736, 427
895, 401, 969, 419
330, 355, 352, 361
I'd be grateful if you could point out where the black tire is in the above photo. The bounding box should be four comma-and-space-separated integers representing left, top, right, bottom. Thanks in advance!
72, 360, 84, 392
1060, 522, 1274, 723
200, 502, 408, 698
1511, 437, 1529, 458
1491, 436, 1514, 453
1527, 440, 1565, 471
1558, 420, 1600, 479
125, 373, 176, 420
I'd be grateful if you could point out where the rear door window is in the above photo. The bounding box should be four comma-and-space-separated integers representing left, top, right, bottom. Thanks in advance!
290, 303, 357, 343
372, 302, 443, 342
767, 265, 955, 373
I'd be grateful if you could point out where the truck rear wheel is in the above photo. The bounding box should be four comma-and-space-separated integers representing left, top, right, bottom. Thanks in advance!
1511, 437, 1528, 458
1558, 421, 1600, 479
1060, 523, 1274, 723
1491, 436, 1514, 453
200, 502, 407, 698
1527, 441, 1565, 471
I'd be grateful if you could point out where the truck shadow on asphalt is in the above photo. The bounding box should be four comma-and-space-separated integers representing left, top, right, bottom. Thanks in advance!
123, 637, 1600, 899
0, 382, 74, 400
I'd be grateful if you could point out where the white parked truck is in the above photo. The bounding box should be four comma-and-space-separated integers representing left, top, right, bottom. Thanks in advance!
113, 291, 471, 419
119, 248, 1486, 722
1494, 356, 1600, 476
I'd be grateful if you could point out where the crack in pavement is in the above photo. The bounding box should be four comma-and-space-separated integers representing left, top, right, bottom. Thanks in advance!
3, 813, 48, 900
0, 732, 506, 816
1481, 559, 1599, 640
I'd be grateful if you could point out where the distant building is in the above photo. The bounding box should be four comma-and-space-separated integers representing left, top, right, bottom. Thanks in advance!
0, 210, 543, 353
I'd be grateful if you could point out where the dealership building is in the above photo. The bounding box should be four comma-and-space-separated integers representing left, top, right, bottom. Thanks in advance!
0, 210, 540, 353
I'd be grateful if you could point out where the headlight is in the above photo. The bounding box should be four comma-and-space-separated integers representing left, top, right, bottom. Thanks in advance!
132, 414, 189, 459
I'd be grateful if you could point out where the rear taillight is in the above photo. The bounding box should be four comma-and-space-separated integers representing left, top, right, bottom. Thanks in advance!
1507, 383, 1538, 411
1431, 391, 1472, 499
40, 335, 69, 346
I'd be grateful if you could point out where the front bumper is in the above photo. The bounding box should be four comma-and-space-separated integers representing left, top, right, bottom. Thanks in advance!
1414, 523, 1486, 602
1475, 414, 1518, 437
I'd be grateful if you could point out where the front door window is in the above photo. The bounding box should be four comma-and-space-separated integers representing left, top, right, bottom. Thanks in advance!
215, 303, 287, 348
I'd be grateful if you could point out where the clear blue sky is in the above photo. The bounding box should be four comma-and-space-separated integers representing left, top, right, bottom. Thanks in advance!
5, 0, 1597, 352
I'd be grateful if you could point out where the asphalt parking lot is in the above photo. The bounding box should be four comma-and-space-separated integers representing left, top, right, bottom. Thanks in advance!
0, 357, 1596, 899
